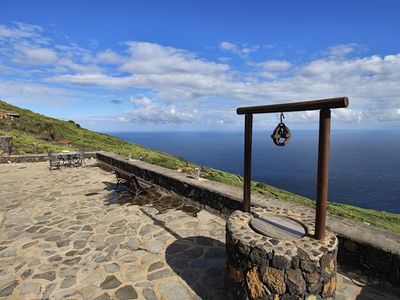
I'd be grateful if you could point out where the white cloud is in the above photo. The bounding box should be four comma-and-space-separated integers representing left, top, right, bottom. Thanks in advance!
219, 41, 259, 57
328, 44, 357, 57
257, 60, 292, 71
95, 49, 125, 64
120, 42, 229, 75
1, 22, 399, 128
12, 44, 58, 66
130, 94, 152, 107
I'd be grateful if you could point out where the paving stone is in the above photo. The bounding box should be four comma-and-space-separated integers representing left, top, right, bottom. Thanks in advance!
21, 269, 33, 279
48, 254, 63, 262
60, 267, 79, 278
121, 238, 140, 251
104, 263, 120, 273
147, 269, 174, 281
94, 293, 112, 300
82, 225, 93, 231
0, 280, 18, 297
100, 275, 122, 289
74, 240, 87, 249
56, 240, 70, 248
143, 288, 158, 300
32, 270, 56, 281
63, 257, 81, 266
60, 276, 76, 288
148, 261, 164, 272
54, 289, 76, 300
19, 282, 41, 295
42, 283, 57, 299
143, 240, 164, 254
110, 220, 127, 227
109, 227, 126, 234
159, 281, 191, 300
121, 255, 137, 262
115, 285, 138, 299
22, 241, 39, 249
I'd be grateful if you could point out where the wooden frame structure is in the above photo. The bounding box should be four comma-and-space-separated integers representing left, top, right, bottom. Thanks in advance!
237, 97, 349, 239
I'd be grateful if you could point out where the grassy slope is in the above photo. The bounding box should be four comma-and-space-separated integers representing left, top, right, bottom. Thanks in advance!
1, 100, 399, 233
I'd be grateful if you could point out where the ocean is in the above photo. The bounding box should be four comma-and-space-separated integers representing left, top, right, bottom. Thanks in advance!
110, 130, 400, 214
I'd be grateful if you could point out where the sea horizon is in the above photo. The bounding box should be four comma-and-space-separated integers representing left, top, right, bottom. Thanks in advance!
107, 129, 400, 214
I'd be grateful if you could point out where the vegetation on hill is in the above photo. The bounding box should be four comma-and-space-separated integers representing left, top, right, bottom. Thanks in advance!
1, 100, 399, 233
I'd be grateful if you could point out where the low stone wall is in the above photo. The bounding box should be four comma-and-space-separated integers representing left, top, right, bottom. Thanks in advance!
96, 151, 242, 218
0, 152, 97, 164
95, 151, 400, 288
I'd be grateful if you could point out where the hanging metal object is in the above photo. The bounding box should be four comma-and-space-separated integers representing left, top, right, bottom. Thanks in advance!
271, 113, 291, 146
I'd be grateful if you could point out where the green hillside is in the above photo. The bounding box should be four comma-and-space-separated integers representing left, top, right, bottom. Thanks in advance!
1, 100, 399, 233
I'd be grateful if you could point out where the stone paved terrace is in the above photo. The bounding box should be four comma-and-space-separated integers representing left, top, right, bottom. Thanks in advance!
0, 161, 398, 299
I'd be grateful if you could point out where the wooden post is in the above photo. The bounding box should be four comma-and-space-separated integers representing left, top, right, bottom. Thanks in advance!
315, 109, 331, 239
243, 114, 253, 213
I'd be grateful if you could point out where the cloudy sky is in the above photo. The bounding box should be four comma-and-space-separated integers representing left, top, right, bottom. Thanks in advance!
1, 0, 400, 131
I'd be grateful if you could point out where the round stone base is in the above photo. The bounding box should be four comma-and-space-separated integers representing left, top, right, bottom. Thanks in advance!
225, 207, 338, 300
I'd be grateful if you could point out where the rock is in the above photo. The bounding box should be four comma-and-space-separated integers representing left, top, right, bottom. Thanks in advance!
94, 293, 111, 300
0, 280, 18, 297
306, 272, 320, 284
74, 240, 86, 249
21, 269, 33, 279
246, 267, 266, 300
82, 225, 93, 231
32, 271, 56, 281
143, 240, 164, 254
110, 220, 126, 227
159, 281, 191, 300
286, 269, 306, 295
54, 289, 76, 300
48, 255, 63, 262
56, 240, 70, 248
143, 288, 157, 300
42, 283, 57, 299
272, 255, 291, 270
147, 269, 174, 281
60, 276, 76, 288
109, 227, 126, 234
300, 259, 317, 273
22, 241, 39, 249
60, 267, 79, 278
121, 255, 137, 263
100, 275, 122, 289
263, 267, 286, 294
63, 257, 81, 266
104, 263, 120, 273
19, 282, 41, 295
115, 285, 138, 299
124, 238, 140, 250
322, 276, 336, 298
148, 262, 164, 272
228, 264, 244, 283
114, 248, 130, 258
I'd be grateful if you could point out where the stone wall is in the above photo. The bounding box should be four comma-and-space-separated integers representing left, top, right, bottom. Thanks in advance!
0, 136, 12, 155
96, 151, 242, 218
95, 151, 400, 287
0, 152, 97, 164
225, 209, 338, 299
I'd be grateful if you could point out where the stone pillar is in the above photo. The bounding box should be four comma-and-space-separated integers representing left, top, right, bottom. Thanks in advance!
225, 207, 338, 300
0, 136, 13, 156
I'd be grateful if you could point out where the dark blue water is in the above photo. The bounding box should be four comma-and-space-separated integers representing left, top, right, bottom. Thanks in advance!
110, 130, 400, 213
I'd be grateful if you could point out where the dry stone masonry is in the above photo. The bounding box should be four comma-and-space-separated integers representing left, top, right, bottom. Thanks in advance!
225, 207, 338, 300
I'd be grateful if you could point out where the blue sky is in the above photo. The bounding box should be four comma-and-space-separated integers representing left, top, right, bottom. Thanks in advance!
0, 0, 400, 131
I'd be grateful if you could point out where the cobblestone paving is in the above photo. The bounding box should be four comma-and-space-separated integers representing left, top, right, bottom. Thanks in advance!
0, 161, 225, 299
0, 161, 397, 299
